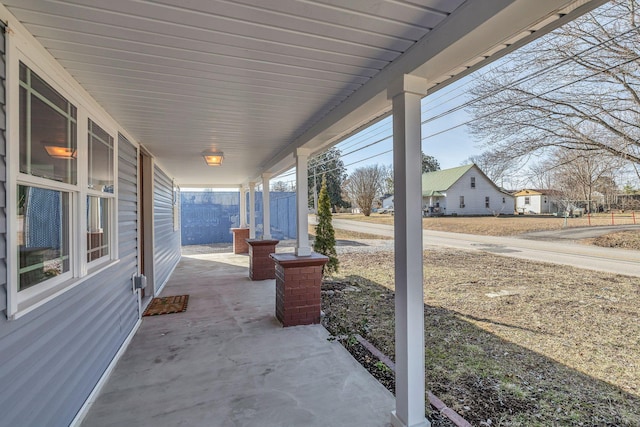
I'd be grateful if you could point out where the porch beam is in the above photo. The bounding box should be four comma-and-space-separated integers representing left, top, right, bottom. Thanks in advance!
262, 173, 272, 240
294, 148, 311, 256
248, 181, 256, 239
388, 74, 429, 427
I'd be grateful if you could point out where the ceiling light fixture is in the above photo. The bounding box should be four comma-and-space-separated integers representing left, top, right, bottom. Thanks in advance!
202, 151, 224, 166
44, 145, 76, 159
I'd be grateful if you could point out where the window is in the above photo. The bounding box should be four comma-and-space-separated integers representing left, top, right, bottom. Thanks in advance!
18, 186, 71, 291
18, 63, 76, 292
502, 197, 506, 204
470, 177, 476, 188
87, 196, 110, 262
485, 196, 490, 208
12, 62, 117, 316
459, 196, 465, 208
87, 119, 114, 263
524, 196, 531, 204
88, 119, 114, 192
19, 63, 77, 184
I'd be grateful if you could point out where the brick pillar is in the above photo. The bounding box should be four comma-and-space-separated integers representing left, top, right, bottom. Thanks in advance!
246, 239, 279, 280
231, 228, 250, 254
270, 253, 328, 327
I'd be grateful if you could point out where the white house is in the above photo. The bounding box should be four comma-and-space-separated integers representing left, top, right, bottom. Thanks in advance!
422, 164, 515, 216
514, 189, 562, 214
382, 195, 394, 209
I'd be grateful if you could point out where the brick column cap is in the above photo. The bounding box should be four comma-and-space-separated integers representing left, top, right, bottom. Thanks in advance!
246, 239, 280, 246
270, 252, 328, 267
230, 227, 250, 232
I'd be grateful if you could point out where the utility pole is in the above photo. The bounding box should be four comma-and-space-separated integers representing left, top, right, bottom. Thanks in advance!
313, 165, 318, 213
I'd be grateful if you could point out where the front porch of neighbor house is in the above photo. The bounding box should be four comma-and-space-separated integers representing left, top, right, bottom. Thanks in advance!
80, 250, 395, 427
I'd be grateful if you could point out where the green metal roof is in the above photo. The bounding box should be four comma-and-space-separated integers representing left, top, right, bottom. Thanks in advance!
422, 164, 474, 195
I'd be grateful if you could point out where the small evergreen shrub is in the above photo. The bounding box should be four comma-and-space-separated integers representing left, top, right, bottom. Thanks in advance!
313, 175, 339, 274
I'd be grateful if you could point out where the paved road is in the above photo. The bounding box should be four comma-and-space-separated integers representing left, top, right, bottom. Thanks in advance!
520, 224, 640, 241
322, 218, 640, 277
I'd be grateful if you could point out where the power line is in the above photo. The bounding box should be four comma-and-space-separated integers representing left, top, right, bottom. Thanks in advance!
422, 53, 640, 141
277, 4, 637, 179
421, 2, 623, 114
422, 23, 640, 125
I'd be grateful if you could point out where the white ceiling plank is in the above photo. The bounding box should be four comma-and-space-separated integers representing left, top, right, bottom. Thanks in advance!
12, 1, 396, 66
21, 0, 406, 58
218, 0, 433, 38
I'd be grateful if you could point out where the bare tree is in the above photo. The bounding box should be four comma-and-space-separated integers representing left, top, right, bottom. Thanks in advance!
468, 0, 640, 173
531, 148, 623, 211
526, 159, 555, 190
465, 151, 521, 187
342, 165, 385, 216
381, 164, 394, 196
271, 181, 290, 192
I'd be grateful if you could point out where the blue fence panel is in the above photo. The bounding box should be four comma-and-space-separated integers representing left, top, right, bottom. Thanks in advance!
181, 191, 296, 245
254, 191, 297, 240
181, 192, 239, 245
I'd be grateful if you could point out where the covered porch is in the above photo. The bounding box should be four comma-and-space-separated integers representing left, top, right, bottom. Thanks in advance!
0, 1, 610, 426
80, 250, 395, 426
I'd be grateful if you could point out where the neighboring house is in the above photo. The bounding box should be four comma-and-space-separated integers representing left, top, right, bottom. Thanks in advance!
382, 195, 394, 209
514, 189, 562, 214
422, 164, 515, 216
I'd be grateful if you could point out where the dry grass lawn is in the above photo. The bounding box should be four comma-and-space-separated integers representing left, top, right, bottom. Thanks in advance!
322, 249, 640, 426
308, 224, 392, 240
334, 212, 639, 236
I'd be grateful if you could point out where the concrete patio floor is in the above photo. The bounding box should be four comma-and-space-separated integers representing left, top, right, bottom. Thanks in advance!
81, 251, 394, 427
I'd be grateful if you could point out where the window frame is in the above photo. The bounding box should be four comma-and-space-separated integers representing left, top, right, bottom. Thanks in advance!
7, 51, 119, 319
485, 196, 490, 208
470, 177, 476, 188
459, 196, 465, 208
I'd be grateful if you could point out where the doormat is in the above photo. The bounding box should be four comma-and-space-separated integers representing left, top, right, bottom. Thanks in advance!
143, 295, 189, 317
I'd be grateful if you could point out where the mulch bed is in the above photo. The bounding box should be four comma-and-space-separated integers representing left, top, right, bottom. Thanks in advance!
323, 281, 458, 427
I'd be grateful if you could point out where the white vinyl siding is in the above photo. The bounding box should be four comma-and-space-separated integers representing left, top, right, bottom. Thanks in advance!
433, 166, 515, 216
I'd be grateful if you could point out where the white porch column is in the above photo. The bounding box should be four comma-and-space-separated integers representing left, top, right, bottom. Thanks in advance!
388, 74, 429, 427
262, 173, 272, 239
239, 186, 247, 228
248, 181, 256, 239
295, 148, 312, 256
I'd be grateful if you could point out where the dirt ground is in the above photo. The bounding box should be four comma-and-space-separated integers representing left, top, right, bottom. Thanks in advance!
322, 249, 640, 427
335, 212, 639, 236
588, 230, 640, 250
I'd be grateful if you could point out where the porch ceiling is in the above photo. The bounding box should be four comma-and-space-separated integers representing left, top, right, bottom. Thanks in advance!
3, 0, 607, 186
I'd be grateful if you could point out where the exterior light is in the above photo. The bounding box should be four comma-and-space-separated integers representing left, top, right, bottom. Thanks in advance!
203, 151, 224, 166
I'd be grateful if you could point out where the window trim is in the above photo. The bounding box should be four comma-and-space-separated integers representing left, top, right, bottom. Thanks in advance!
7, 48, 120, 319
485, 196, 490, 208
470, 176, 476, 188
